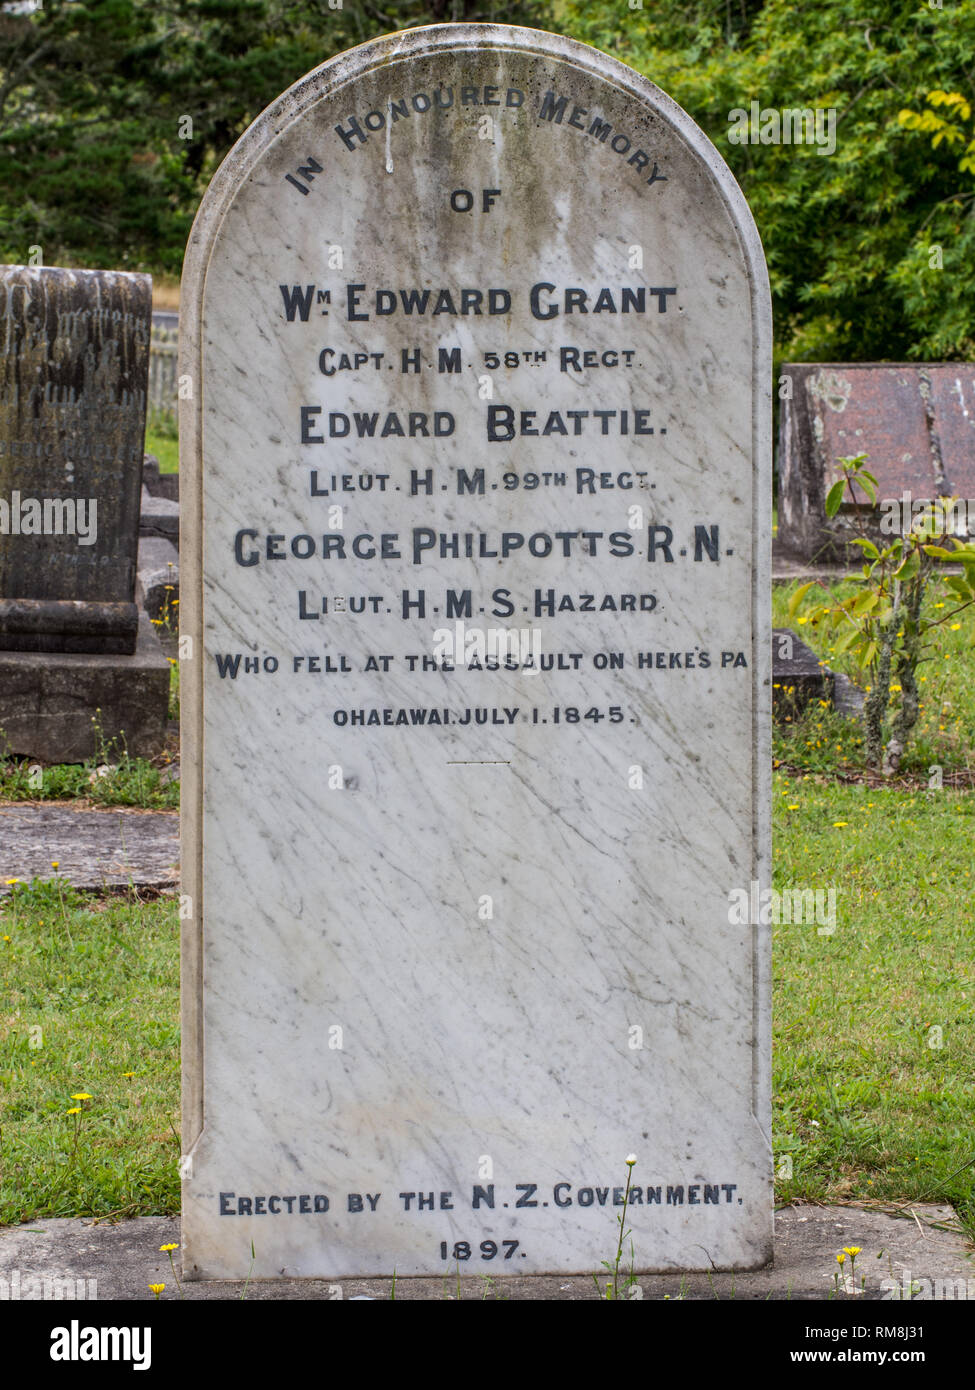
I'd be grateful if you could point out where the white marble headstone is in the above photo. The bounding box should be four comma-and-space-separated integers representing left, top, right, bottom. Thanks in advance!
180, 23, 772, 1279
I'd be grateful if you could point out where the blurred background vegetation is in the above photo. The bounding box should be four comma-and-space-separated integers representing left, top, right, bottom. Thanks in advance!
2, 0, 975, 361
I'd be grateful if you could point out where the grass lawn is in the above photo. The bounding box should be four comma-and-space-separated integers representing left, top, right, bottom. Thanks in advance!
0, 577, 972, 1239
0, 756, 178, 810
0, 713, 179, 809
145, 418, 178, 475
773, 779, 974, 1230
0, 882, 180, 1223
770, 574, 975, 1236
772, 572, 975, 778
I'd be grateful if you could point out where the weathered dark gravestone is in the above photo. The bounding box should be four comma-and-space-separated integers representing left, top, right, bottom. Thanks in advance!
772, 628, 834, 720
0, 266, 170, 759
0, 266, 148, 653
181, 24, 772, 1279
777, 362, 975, 561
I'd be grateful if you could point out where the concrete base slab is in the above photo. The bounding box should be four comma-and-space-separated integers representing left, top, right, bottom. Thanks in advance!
0, 1204, 969, 1300
136, 538, 179, 624
833, 671, 866, 716
0, 612, 170, 762
139, 489, 179, 548
0, 805, 178, 893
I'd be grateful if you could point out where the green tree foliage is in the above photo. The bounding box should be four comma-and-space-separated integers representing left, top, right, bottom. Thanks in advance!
0, 0, 553, 273
560, 0, 975, 363
4, 0, 975, 364
794, 455, 975, 772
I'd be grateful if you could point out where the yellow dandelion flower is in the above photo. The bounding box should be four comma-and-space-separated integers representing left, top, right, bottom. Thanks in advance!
836, 1252, 846, 1265
66, 1107, 81, 1115
159, 1243, 179, 1253
843, 1246, 862, 1257
70, 1092, 91, 1101
832, 822, 848, 828
149, 1283, 165, 1296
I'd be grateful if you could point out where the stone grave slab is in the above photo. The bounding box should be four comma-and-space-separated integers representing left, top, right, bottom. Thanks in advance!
0, 266, 149, 654
139, 487, 180, 547
777, 362, 975, 561
0, 266, 170, 759
137, 536, 179, 624
180, 23, 772, 1279
0, 611, 171, 762
0, 802, 178, 893
772, 628, 834, 720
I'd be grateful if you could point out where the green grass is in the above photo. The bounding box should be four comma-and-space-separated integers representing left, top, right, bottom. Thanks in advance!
774, 574, 975, 777
0, 738, 178, 810
168, 657, 180, 725
773, 777, 975, 1234
145, 414, 178, 475
0, 652, 179, 806
0, 880, 179, 1223
1, 576, 972, 1236
3, 824, 971, 1232
772, 574, 975, 1235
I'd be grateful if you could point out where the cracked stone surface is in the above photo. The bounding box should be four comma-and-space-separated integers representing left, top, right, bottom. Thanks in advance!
0, 803, 178, 893
0, 1204, 969, 1300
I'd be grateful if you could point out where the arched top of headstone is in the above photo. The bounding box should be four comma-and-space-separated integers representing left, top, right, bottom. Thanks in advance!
179, 23, 772, 1281
182, 23, 769, 351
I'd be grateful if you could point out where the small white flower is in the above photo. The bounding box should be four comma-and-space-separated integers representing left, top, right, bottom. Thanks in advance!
625, 1153, 637, 1166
